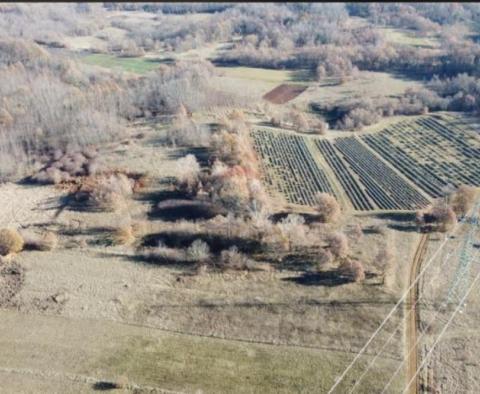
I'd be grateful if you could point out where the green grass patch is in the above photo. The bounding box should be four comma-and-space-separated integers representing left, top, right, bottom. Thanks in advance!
93, 334, 404, 393
381, 27, 439, 49
81, 53, 163, 74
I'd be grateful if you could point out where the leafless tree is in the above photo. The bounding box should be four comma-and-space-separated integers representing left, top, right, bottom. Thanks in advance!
327, 232, 349, 259
315, 193, 341, 223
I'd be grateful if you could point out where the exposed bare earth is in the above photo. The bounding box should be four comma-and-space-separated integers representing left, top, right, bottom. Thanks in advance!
263, 84, 308, 104
406, 234, 429, 394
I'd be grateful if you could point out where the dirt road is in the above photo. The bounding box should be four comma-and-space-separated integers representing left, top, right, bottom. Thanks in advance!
406, 234, 429, 394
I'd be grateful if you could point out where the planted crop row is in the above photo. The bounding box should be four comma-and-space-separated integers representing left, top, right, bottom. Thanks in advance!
334, 137, 430, 210
251, 129, 337, 206
315, 139, 374, 211
362, 115, 480, 198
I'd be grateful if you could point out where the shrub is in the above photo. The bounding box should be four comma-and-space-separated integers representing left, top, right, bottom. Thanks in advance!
89, 174, 134, 212
376, 246, 394, 269
418, 201, 458, 233
32, 148, 103, 184
349, 224, 363, 242
315, 120, 329, 135
111, 225, 135, 246
276, 214, 309, 250
132, 173, 152, 193
186, 239, 211, 263
220, 246, 253, 271
0, 229, 24, 256
327, 232, 349, 259
113, 376, 129, 389
175, 154, 201, 195
317, 249, 333, 270
338, 258, 365, 283
315, 193, 341, 223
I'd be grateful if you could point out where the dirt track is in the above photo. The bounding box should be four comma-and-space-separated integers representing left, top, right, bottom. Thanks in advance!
406, 233, 428, 394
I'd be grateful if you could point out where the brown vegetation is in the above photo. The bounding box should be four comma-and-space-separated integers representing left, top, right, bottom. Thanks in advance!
0, 229, 24, 256
220, 246, 253, 271
450, 185, 478, 217
111, 225, 136, 246
315, 193, 341, 223
338, 258, 365, 283
327, 232, 350, 259
416, 201, 458, 233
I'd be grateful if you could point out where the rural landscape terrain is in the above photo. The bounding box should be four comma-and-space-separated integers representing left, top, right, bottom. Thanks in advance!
0, 2, 479, 393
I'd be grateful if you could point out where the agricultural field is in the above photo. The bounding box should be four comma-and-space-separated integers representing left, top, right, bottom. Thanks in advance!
251, 128, 431, 212
331, 137, 430, 211
296, 71, 423, 108
251, 129, 338, 207
381, 27, 441, 49
362, 113, 480, 198
252, 113, 480, 213
216, 66, 304, 85
80, 53, 165, 74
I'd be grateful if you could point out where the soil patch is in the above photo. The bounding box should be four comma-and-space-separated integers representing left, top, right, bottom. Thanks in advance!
263, 84, 308, 104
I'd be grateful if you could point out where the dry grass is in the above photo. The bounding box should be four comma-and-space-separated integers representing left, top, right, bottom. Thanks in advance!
110, 225, 135, 246
0, 229, 24, 256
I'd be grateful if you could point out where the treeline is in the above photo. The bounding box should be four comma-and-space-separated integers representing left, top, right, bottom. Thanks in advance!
314, 72, 480, 131
0, 38, 247, 181
104, 2, 232, 15
210, 3, 480, 80
3, 3, 479, 79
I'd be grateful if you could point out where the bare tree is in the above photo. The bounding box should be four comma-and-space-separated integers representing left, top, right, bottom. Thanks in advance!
451, 185, 478, 217
315, 192, 341, 223
338, 258, 365, 283
175, 154, 201, 195
328, 232, 349, 259
317, 248, 333, 270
